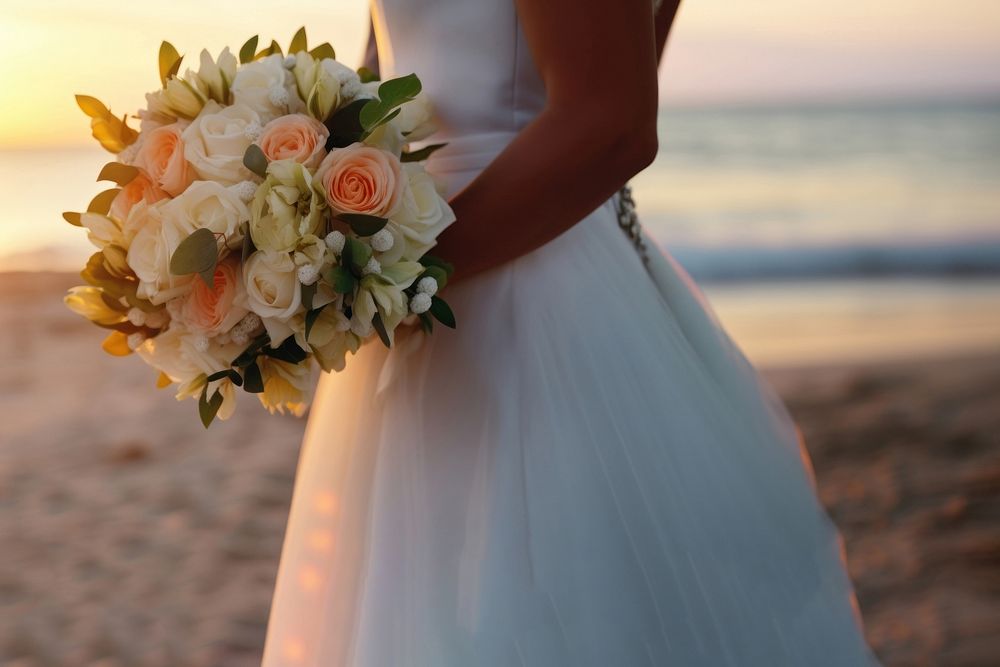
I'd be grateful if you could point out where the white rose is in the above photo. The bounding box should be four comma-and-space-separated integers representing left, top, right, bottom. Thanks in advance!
244, 250, 303, 341
162, 180, 249, 243
231, 54, 302, 122
389, 164, 457, 260
182, 101, 260, 184
395, 92, 436, 141
126, 202, 194, 304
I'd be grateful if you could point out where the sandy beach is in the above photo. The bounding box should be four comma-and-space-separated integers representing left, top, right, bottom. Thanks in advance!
1, 271, 997, 667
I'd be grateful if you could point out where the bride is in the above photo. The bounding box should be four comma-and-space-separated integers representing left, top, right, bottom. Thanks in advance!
261, 0, 880, 665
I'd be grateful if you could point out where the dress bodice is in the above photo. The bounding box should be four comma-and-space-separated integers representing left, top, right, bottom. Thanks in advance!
370, 0, 546, 169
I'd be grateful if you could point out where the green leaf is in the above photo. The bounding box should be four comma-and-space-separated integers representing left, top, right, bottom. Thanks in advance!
159, 41, 182, 87
304, 304, 328, 340
301, 281, 317, 311
337, 213, 388, 237
400, 143, 447, 163
88, 188, 121, 215
359, 73, 422, 132
256, 39, 283, 59
264, 336, 309, 364
243, 144, 268, 178
356, 66, 380, 83
242, 361, 265, 393
232, 334, 269, 368
345, 238, 372, 272
206, 369, 241, 384
419, 254, 455, 278
327, 265, 356, 294
240, 221, 255, 264
97, 162, 140, 186
170, 228, 218, 283
428, 296, 456, 328
62, 212, 82, 227
198, 386, 224, 428
309, 42, 336, 61
288, 27, 307, 54
324, 98, 368, 148
371, 311, 391, 348
239, 35, 259, 64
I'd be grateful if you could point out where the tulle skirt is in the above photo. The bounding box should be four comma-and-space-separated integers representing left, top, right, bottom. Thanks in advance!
260, 140, 879, 666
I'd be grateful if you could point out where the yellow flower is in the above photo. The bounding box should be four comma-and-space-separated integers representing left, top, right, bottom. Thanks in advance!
64, 286, 124, 326
257, 357, 312, 416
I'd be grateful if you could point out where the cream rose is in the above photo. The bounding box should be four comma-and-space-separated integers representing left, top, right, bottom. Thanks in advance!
315, 143, 403, 217
389, 164, 457, 260
126, 202, 195, 304
231, 54, 302, 122
182, 101, 260, 185
135, 123, 194, 196
180, 257, 249, 335
161, 180, 249, 243
258, 114, 329, 168
110, 171, 167, 223
244, 250, 302, 330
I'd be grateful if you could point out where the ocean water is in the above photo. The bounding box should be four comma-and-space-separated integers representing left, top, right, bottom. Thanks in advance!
2, 100, 999, 364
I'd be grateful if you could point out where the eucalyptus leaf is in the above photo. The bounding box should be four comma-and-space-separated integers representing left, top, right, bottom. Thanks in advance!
62, 212, 82, 227
265, 337, 309, 364
400, 143, 447, 163
327, 265, 356, 294
289, 27, 307, 54
240, 221, 255, 264
232, 334, 269, 368
324, 98, 368, 148
359, 73, 422, 132
158, 42, 182, 87
372, 311, 392, 348
198, 387, 224, 428
243, 361, 264, 393
337, 213, 388, 237
88, 188, 121, 215
243, 144, 269, 178
428, 296, 456, 328
239, 35, 259, 64
170, 228, 218, 281
419, 254, 455, 278
97, 162, 140, 186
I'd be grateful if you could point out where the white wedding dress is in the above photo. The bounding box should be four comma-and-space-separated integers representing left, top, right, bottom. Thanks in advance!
261, 1, 880, 665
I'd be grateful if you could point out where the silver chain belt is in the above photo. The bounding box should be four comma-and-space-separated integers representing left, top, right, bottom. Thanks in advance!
615, 184, 650, 266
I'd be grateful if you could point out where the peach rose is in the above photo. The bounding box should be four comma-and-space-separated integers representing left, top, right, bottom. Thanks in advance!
258, 114, 329, 169
181, 258, 248, 335
315, 142, 402, 217
135, 123, 194, 196
110, 171, 167, 222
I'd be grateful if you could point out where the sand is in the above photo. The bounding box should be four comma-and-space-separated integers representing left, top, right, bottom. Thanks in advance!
1, 271, 997, 666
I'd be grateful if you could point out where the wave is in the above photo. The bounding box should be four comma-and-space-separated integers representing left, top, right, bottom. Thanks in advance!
664, 239, 1000, 282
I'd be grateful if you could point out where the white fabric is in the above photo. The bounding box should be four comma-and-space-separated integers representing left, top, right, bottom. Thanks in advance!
261, 1, 880, 665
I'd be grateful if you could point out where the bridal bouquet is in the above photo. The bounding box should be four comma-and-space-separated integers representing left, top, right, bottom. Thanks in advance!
63, 29, 456, 426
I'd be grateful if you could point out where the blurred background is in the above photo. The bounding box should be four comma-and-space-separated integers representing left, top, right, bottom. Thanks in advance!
1, 1, 998, 665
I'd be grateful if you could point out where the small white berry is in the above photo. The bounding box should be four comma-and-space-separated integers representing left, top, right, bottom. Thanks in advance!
283, 55, 297, 69
409, 292, 432, 314
370, 228, 394, 252
324, 230, 346, 254
232, 331, 249, 346
126, 307, 146, 326
362, 257, 381, 276
127, 333, 145, 350
243, 121, 263, 142
234, 180, 258, 202
416, 277, 438, 296
297, 264, 320, 285
268, 85, 289, 107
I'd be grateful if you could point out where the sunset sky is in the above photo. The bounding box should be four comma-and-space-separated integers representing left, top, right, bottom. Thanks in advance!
1, 0, 998, 148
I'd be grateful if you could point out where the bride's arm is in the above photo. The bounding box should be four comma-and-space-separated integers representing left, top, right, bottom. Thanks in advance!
433, 0, 662, 282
